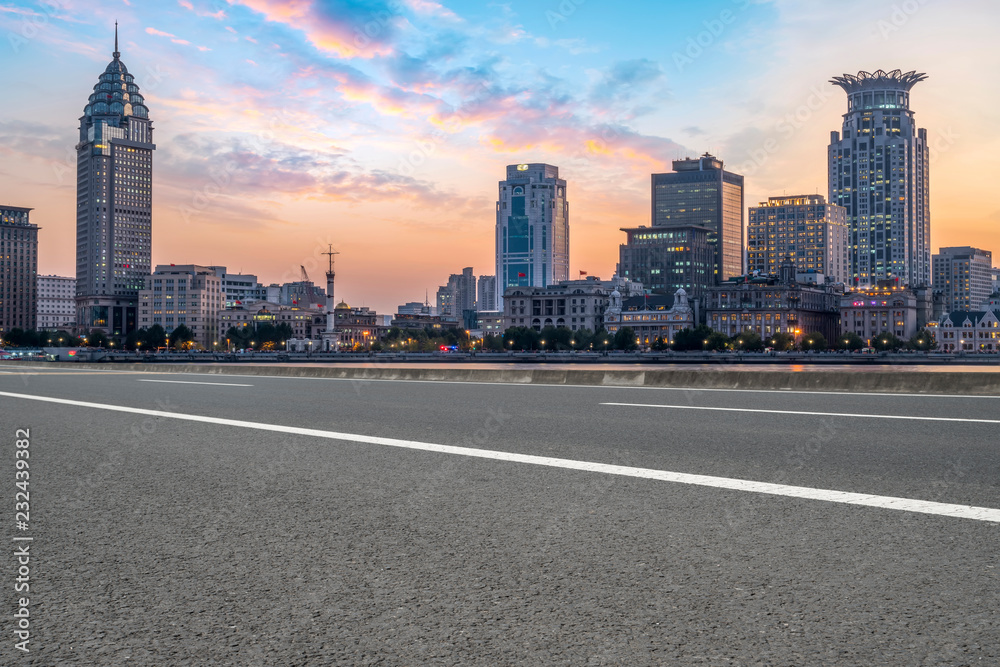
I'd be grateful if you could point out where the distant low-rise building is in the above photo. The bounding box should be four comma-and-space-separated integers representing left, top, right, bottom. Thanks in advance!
503, 276, 642, 332
139, 265, 223, 348
36, 275, 76, 331
218, 301, 324, 345
936, 309, 999, 352
604, 288, 696, 346
210, 267, 268, 308
706, 267, 841, 340
839, 282, 920, 344
334, 301, 386, 348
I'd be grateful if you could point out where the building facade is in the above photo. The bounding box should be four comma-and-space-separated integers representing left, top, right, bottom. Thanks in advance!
604, 289, 696, 346
747, 195, 849, 283
502, 276, 641, 332
651, 154, 744, 283
75, 28, 155, 336
618, 225, 715, 299
829, 69, 930, 287
219, 302, 324, 345
138, 265, 223, 348
477, 275, 497, 312
706, 275, 841, 341
37, 275, 76, 331
495, 163, 570, 306
437, 268, 476, 317
839, 284, 920, 344
0, 206, 38, 333
936, 309, 999, 353
209, 268, 268, 308
932, 246, 993, 314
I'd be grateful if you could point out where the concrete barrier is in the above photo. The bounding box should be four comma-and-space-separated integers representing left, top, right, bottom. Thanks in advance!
17, 361, 1000, 395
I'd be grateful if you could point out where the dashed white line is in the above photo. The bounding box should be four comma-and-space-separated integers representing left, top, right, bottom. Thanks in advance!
137, 379, 253, 387
1, 390, 998, 523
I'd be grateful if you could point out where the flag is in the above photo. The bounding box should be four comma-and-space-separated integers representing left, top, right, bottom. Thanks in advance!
579, 270, 588, 276
235, 300, 242, 305
517, 272, 526, 278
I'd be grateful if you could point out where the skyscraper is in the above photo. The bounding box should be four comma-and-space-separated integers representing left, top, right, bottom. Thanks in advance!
476, 275, 497, 312
0, 206, 38, 333
650, 154, 744, 283
747, 195, 849, 283
495, 164, 569, 307
75, 25, 155, 336
829, 69, 930, 288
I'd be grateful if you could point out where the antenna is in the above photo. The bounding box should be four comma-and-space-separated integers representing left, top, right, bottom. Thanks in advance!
113, 21, 120, 59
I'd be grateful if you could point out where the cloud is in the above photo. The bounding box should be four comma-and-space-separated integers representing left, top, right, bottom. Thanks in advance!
145, 26, 191, 45
229, 0, 405, 58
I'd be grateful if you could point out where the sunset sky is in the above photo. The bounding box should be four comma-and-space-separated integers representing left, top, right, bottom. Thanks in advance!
2, 0, 998, 314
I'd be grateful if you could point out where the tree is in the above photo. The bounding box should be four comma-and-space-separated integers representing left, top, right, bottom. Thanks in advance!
502, 326, 540, 351
170, 324, 194, 349
731, 332, 765, 352
145, 324, 167, 350
613, 326, 638, 351
873, 332, 904, 352
799, 332, 828, 351
86, 329, 109, 348
592, 327, 613, 351
650, 336, 669, 351
908, 329, 936, 351
671, 325, 716, 351
539, 325, 572, 350
765, 332, 796, 351
704, 331, 728, 351
571, 327, 593, 351
124, 329, 144, 351
834, 332, 865, 352
482, 334, 504, 352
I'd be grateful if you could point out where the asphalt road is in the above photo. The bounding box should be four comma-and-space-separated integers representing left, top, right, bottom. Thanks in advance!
1, 365, 998, 665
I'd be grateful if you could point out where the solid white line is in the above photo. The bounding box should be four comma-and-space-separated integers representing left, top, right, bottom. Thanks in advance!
1, 390, 998, 524
25, 366, 1000, 400
137, 379, 253, 387
601, 402, 1000, 424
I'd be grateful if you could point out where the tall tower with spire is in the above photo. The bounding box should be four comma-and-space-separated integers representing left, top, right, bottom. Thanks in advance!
828, 69, 930, 288
75, 23, 156, 336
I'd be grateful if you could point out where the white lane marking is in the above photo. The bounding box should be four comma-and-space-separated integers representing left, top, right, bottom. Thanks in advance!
137, 379, 253, 387
1, 390, 998, 524
601, 402, 1000, 424
11, 366, 999, 400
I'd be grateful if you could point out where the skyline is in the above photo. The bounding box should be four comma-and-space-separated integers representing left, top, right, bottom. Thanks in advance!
2, 0, 999, 315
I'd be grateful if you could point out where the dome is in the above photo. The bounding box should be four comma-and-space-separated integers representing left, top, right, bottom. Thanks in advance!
336, 301, 350, 309
674, 287, 687, 296
610, 289, 621, 298
84, 25, 149, 119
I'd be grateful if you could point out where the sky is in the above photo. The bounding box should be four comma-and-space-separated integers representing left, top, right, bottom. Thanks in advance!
1, 0, 999, 314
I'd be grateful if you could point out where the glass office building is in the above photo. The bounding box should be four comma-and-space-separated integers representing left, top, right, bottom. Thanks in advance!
650, 154, 744, 283
495, 164, 569, 307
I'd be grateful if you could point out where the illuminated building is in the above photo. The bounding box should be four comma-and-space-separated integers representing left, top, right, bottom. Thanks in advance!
706, 271, 841, 341
651, 154, 744, 283
75, 25, 155, 336
932, 246, 993, 314
604, 288, 696, 346
495, 164, 570, 307
502, 276, 641, 332
0, 206, 38, 333
618, 225, 715, 299
838, 282, 920, 344
747, 195, 849, 283
828, 69, 930, 287
936, 310, 999, 353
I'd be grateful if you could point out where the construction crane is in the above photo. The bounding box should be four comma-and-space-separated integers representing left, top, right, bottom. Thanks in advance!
300, 265, 310, 282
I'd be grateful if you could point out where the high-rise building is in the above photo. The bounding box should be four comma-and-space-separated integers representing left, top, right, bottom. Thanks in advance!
138, 265, 223, 348
477, 275, 497, 312
496, 164, 569, 306
747, 195, 849, 283
991, 266, 1000, 295
651, 154, 744, 283
75, 26, 155, 337
0, 206, 38, 333
829, 69, 930, 288
36, 275, 76, 331
618, 225, 715, 299
932, 246, 994, 313
436, 268, 476, 317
